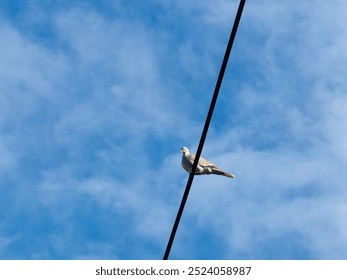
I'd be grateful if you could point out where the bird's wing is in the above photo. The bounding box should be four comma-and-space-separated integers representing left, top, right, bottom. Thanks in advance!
184, 154, 213, 174
183, 152, 236, 178
188, 154, 216, 167
198, 156, 219, 168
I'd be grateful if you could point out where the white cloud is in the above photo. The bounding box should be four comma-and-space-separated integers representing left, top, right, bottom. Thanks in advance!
1, 0, 347, 260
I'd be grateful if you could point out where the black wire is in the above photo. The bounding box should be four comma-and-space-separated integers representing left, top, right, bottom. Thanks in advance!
163, 0, 246, 260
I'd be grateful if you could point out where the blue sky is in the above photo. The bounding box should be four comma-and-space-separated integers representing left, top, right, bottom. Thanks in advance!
1, 0, 347, 260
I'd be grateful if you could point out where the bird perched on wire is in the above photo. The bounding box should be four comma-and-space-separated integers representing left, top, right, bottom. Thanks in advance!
181, 147, 236, 178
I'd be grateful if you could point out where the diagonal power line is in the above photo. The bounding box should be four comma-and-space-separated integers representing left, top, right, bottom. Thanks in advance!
163, 0, 246, 260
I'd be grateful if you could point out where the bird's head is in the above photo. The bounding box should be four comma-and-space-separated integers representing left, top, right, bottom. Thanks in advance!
181, 147, 189, 155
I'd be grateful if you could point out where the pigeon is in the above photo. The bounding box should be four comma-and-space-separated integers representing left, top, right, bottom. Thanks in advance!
181, 147, 236, 178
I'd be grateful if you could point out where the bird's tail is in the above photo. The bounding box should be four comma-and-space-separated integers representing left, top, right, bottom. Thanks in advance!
212, 169, 236, 178
223, 172, 236, 178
